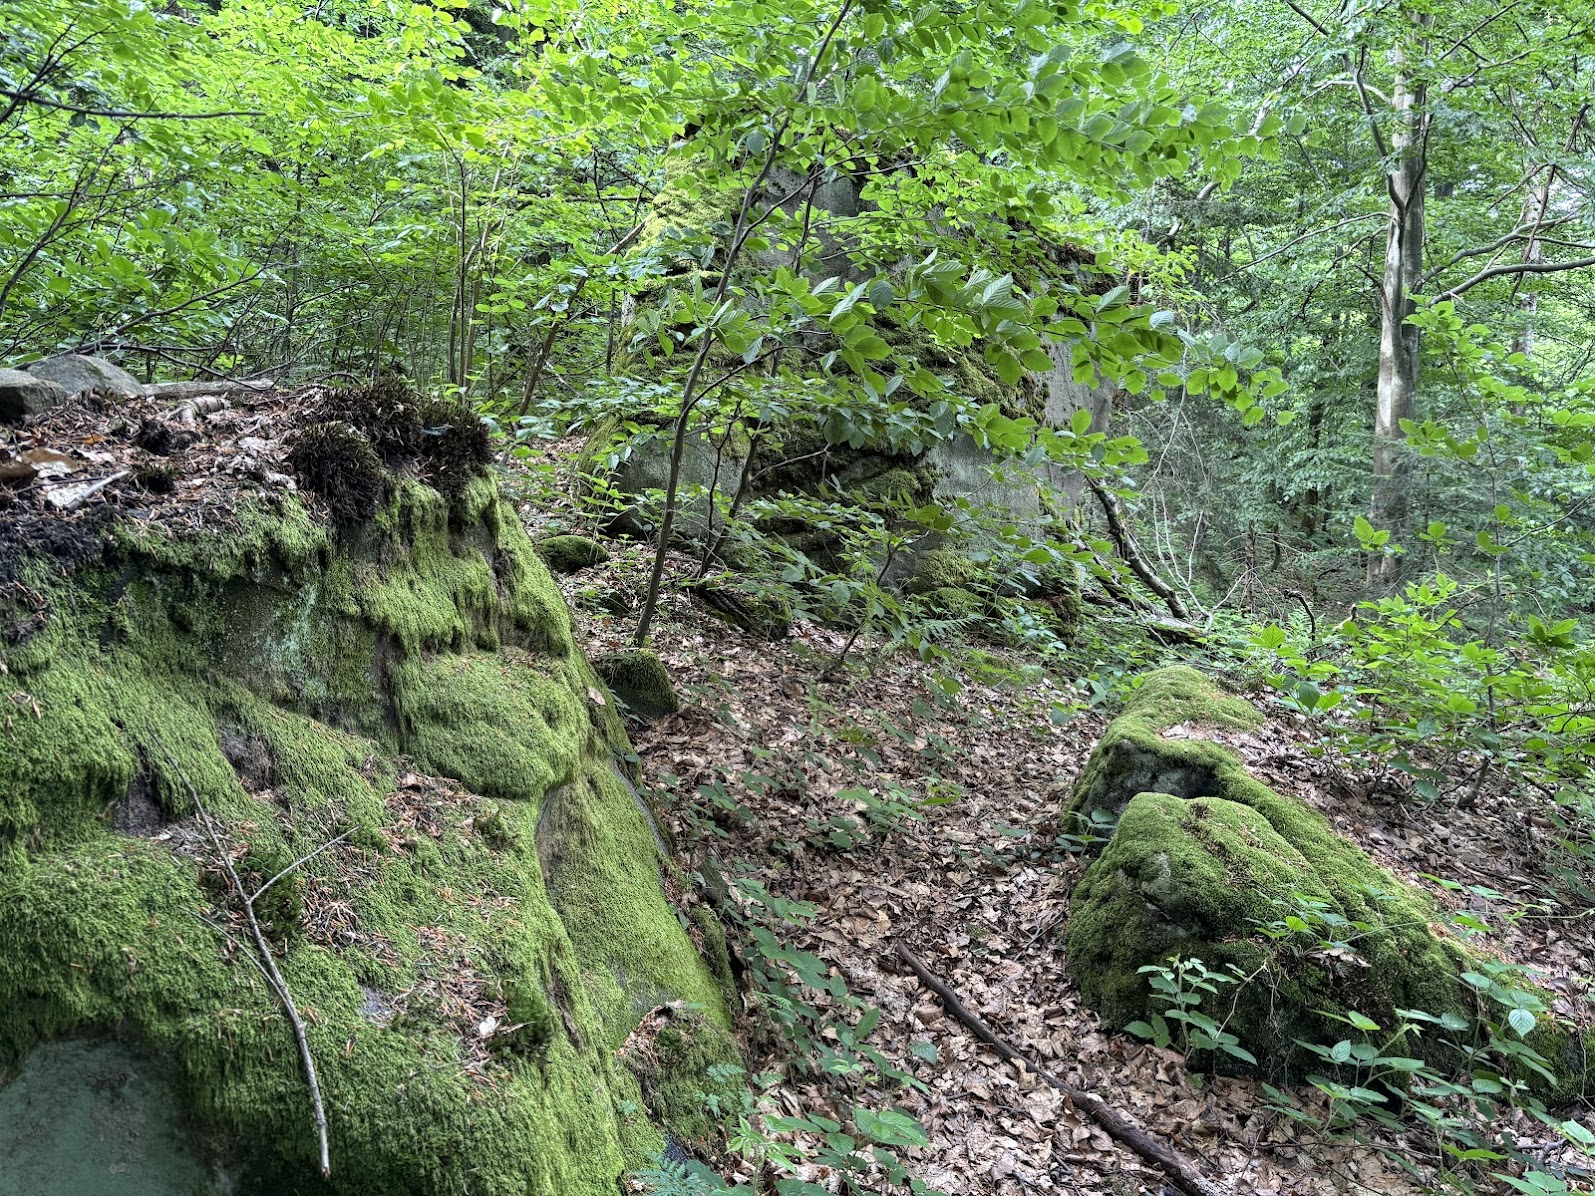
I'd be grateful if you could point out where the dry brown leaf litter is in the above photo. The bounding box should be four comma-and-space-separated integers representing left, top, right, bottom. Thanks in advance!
516, 432, 1594, 1196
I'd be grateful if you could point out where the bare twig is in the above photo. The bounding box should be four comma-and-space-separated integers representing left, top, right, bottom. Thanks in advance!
156, 741, 333, 1179
1085, 476, 1191, 621
250, 828, 354, 906
892, 944, 1228, 1196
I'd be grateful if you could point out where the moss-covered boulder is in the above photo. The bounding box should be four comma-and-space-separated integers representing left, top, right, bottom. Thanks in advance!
593, 650, 681, 718
536, 534, 610, 574
0, 462, 731, 1192
903, 547, 981, 596
924, 585, 984, 622
1065, 666, 1265, 825
687, 580, 793, 641
1064, 668, 1589, 1087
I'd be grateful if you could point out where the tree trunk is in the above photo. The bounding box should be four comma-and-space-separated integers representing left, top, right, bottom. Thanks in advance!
1369, 24, 1428, 587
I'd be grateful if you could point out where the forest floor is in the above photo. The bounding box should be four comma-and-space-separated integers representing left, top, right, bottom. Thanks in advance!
513, 444, 1595, 1196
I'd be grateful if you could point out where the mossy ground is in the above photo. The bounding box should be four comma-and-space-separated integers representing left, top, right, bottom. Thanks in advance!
1064, 667, 1584, 1090
0, 477, 732, 1193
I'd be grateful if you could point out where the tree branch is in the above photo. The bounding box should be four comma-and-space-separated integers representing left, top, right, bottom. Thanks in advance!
157, 741, 332, 1180
1432, 254, 1595, 302
893, 945, 1228, 1196
1086, 476, 1191, 621
0, 86, 261, 120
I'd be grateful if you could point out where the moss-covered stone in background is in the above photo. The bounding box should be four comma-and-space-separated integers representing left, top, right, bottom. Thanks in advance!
687, 581, 792, 641
0, 471, 731, 1194
593, 649, 681, 718
1063, 667, 1589, 1091
924, 586, 983, 621
536, 534, 610, 574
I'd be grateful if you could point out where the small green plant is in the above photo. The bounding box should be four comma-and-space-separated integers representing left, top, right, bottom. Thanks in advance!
1124, 956, 1259, 1067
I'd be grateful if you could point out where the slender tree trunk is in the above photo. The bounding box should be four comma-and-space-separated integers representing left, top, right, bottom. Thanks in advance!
1369, 25, 1428, 586
631, 0, 855, 647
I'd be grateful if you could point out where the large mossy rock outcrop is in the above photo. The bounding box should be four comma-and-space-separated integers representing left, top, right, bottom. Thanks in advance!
0, 407, 734, 1193
1063, 668, 1588, 1088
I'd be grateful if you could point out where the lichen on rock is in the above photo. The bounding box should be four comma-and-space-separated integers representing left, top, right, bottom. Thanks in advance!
0, 411, 733, 1193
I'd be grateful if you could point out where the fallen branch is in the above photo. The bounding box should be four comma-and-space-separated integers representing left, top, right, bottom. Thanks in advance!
892, 944, 1227, 1196
146, 379, 273, 400
1085, 476, 1191, 621
43, 469, 127, 511
157, 741, 332, 1179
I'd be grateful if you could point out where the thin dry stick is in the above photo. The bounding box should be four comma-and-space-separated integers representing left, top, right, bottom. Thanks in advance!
892, 944, 1228, 1196
1085, 475, 1191, 621
250, 828, 354, 906
158, 742, 332, 1179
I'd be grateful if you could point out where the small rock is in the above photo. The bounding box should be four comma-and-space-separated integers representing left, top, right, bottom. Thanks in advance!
592, 649, 680, 718
26, 353, 143, 400
535, 534, 610, 574
0, 368, 69, 424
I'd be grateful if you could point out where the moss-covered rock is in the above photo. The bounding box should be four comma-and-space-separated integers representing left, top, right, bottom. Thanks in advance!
0, 472, 731, 1193
904, 547, 982, 596
1065, 666, 1264, 826
1067, 789, 1474, 1077
924, 586, 984, 622
687, 581, 792, 641
1064, 668, 1585, 1089
536, 534, 610, 574
619, 1006, 742, 1148
593, 650, 681, 718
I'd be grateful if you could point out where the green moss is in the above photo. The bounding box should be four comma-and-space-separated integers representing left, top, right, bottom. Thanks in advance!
881, 317, 1023, 413
904, 547, 981, 596
621, 1009, 742, 1146
109, 495, 330, 582
0, 468, 734, 1193
390, 650, 586, 802
1065, 790, 1470, 1077
536, 535, 610, 574
593, 650, 680, 718
1025, 592, 1081, 641
1064, 667, 1587, 1093
634, 157, 741, 271
360, 482, 573, 657
924, 586, 983, 621
1065, 665, 1264, 824
854, 467, 929, 507
537, 769, 726, 1048
689, 905, 736, 1008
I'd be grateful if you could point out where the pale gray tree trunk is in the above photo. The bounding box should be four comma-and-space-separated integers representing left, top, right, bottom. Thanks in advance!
1369, 22, 1429, 586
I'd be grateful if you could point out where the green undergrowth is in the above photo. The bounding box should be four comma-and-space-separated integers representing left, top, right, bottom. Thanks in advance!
0, 477, 733, 1194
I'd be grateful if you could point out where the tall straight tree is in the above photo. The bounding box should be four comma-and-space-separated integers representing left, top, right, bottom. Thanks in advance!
1153, 0, 1595, 582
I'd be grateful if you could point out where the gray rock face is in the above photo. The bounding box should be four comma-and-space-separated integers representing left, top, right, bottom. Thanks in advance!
0, 367, 69, 424
26, 353, 144, 400
0, 1039, 233, 1195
